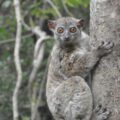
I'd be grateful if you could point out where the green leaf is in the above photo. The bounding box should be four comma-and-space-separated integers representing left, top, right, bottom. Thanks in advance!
65, 0, 90, 8
28, 1, 42, 10
52, 0, 63, 8
0, 28, 10, 39
22, 116, 29, 120
31, 8, 57, 18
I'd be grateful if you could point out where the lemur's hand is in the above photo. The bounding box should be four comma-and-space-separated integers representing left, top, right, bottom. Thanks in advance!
93, 104, 111, 120
97, 41, 114, 57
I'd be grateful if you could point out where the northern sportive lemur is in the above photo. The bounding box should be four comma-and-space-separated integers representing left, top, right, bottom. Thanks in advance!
46, 17, 113, 120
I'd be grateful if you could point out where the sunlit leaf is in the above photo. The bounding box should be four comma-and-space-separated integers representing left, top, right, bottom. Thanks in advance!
65, 0, 90, 8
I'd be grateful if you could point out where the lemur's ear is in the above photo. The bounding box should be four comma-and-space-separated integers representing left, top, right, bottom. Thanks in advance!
48, 20, 56, 29
76, 19, 85, 28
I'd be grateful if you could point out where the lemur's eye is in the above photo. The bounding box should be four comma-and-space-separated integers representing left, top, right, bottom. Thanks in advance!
69, 27, 77, 33
57, 27, 64, 33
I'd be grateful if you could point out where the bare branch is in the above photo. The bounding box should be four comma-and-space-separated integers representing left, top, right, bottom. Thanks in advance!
45, 0, 62, 17
31, 73, 47, 120
22, 22, 51, 120
0, 33, 33, 45
28, 42, 45, 91
22, 21, 51, 65
33, 31, 50, 59
12, 1, 53, 120
28, 30, 50, 93
30, 45, 45, 120
29, 37, 49, 120
22, 20, 47, 37
22, 16, 52, 120
30, 33, 52, 120
61, 0, 73, 17
13, 0, 22, 120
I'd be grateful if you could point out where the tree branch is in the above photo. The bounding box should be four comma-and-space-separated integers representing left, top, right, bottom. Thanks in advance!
12, 0, 22, 120
22, 20, 51, 120
61, 0, 73, 17
0, 33, 33, 45
45, 0, 62, 17
30, 35, 50, 120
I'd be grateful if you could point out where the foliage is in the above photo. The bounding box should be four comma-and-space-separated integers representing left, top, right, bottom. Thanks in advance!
65, 0, 90, 8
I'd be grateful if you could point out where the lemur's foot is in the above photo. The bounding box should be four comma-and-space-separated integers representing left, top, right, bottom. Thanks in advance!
97, 41, 114, 57
94, 104, 111, 120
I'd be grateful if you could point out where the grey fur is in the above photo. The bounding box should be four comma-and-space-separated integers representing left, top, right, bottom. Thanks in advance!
46, 17, 113, 120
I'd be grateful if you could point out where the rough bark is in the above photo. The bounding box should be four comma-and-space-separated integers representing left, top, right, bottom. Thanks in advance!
90, 0, 120, 120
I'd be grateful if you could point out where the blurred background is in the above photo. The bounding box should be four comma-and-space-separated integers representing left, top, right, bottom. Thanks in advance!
0, 0, 90, 120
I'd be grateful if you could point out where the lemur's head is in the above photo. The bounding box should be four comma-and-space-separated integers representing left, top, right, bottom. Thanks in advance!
48, 17, 84, 46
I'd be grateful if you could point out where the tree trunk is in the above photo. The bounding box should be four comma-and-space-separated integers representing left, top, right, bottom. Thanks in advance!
90, 0, 120, 120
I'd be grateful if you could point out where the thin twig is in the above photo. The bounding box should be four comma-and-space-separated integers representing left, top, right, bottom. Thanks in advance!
28, 41, 45, 91
22, 21, 51, 120
22, 20, 51, 66
61, 0, 73, 17
0, 33, 33, 45
31, 45, 45, 120
30, 37, 49, 120
28, 33, 50, 94
13, 0, 22, 120
33, 33, 50, 59
45, 0, 62, 17
22, 20, 44, 37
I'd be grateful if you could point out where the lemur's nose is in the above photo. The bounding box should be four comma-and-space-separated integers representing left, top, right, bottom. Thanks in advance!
64, 31, 70, 41
65, 37, 70, 41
